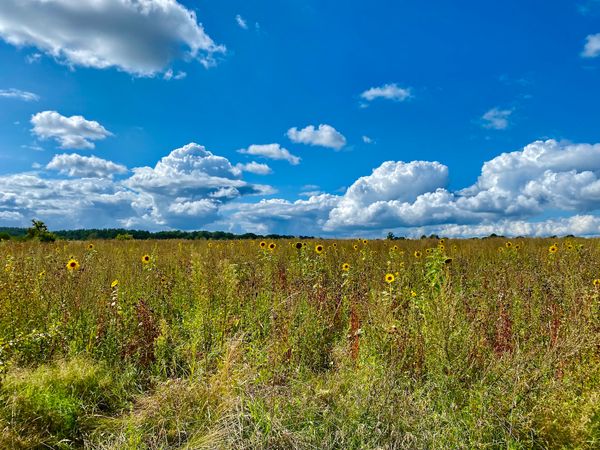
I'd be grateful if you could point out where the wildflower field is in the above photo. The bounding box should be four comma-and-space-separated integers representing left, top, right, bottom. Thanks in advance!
0, 238, 598, 449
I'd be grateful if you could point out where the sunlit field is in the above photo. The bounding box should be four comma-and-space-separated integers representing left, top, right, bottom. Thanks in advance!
1, 238, 598, 449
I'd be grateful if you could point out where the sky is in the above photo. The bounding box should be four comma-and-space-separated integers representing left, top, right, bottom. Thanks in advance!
1, 0, 600, 238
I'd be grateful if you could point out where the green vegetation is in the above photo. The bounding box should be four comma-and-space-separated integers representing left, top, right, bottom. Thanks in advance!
0, 238, 598, 448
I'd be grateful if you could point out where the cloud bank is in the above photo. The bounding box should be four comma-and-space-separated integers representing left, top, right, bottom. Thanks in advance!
3, 139, 600, 237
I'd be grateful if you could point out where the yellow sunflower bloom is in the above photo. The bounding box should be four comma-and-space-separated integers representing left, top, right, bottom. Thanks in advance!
66, 259, 80, 271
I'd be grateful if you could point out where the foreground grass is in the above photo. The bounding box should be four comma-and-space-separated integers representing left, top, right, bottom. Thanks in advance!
0, 238, 598, 448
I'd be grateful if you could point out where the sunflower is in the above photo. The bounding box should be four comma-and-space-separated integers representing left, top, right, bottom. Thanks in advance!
341, 263, 350, 271
414, 251, 422, 258
549, 244, 558, 254
87, 243, 94, 250
332, 242, 338, 248
315, 244, 324, 254
444, 257, 453, 264
411, 290, 417, 297
362, 239, 368, 245
295, 242, 303, 249
439, 239, 445, 244
259, 241, 267, 248
268, 242, 276, 250
385, 273, 395, 283
594, 279, 600, 287
392, 245, 399, 251
505, 241, 513, 248
353, 244, 359, 250
515, 243, 521, 250
567, 243, 574, 251
141, 254, 151, 264
66, 258, 80, 271
438, 244, 445, 251
426, 248, 432, 254
111, 279, 119, 288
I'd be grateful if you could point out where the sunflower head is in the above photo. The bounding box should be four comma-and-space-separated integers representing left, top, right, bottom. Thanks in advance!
385, 273, 395, 284
295, 242, 303, 249
426, 248, 432, 254
87, 243, 94, 250
438, 244, 445, 252
353, 244, 359, 250
332, 242, 337, 248
505, 241, 513, 248
259, 241, 267, 248
268, 242, 276, 250
66, 259, 80, 271
411, 290, 417, 297
342, 263, 350, 272
141, 254, 151, 264
315, 244, 324, 254
549, 244, 558, 254
594, 279, 600, 287
414, 251, 422, 258
111, 279, 119, 288
392, 245, 399, 251
362, 239, 368, 245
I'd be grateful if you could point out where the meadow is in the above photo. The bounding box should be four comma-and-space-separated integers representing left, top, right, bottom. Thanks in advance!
0, 237, 598, 449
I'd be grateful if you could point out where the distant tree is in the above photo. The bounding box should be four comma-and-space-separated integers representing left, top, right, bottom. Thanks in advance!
387, 232, 395, 240
0, 232, 11, 241
115, 233, 134, 240
26, 219, 57, 242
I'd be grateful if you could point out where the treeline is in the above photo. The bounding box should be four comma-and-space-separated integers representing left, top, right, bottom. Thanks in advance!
0, 225, 311, 241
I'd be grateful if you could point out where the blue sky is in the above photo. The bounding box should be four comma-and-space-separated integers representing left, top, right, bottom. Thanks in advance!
1, 0, 600, 237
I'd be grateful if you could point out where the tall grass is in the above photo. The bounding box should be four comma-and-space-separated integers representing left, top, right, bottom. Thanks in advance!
0, 238, 598, 448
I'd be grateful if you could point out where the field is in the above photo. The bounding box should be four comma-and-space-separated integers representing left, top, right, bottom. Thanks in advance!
0, 238, 598, 449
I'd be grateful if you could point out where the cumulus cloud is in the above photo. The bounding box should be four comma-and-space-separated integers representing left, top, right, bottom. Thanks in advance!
0, 142, 275, 230
0, 88, 39, 101
582, 33, 600, 58
238, 144, 300, 165
362, 135, 373, 144
5, 139, 600, 237
481, 107, 512, 130
235, 161, 272, 175
0, 0, 225, 76
360, 83, 411, 102
286, 124, 346, 150
31, 111, 112, 149
46, 153, 127, 178
124, 143, 273, 227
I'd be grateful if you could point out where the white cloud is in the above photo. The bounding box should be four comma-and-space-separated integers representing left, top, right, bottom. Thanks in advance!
31, 111, 112, 149
235, 14, 248, 29
481, 107, 512, 130
46, 153, 127, 178
5, 139, 600, 237
362, 135, 373, 144
286, 124, 346, 150
0, 0, 225, 77
163, 69, 187, 81
0, 88, 39, 101
238, 144, 300, 165
235, 161, 272, 175
360, 83, 411, 102
124, 143, 274, 227
582, 33, 600, 58
422, 215, 600, 238
0, 142, 274, 230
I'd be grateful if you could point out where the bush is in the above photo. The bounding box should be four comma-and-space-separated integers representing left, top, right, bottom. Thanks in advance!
0, 357, 134, 448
